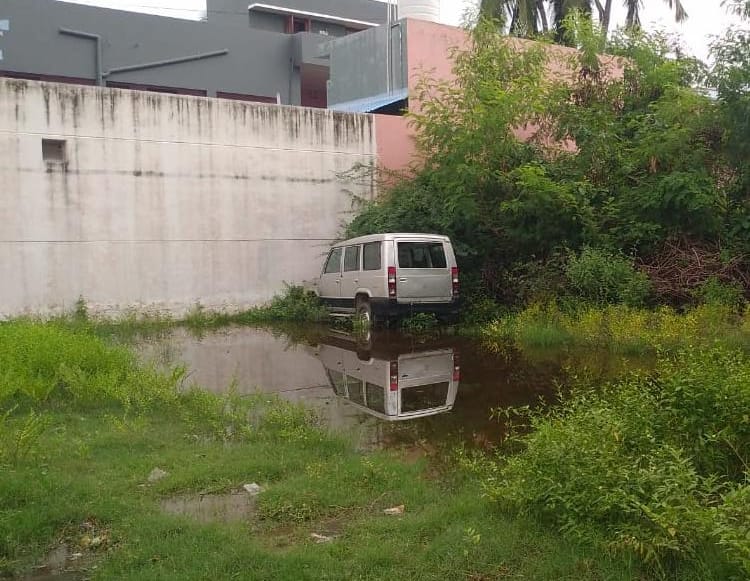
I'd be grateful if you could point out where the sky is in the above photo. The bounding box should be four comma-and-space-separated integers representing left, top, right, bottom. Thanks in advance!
60, 0, 744, 62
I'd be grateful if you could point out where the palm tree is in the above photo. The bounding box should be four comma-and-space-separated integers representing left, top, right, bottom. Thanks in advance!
479, 0, 549, 36
479, 0, 689, 42
598, 0, 688, 36
549, 0, 593, 42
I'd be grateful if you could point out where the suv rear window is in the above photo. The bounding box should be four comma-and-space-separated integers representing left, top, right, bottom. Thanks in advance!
397, 242, 447, 269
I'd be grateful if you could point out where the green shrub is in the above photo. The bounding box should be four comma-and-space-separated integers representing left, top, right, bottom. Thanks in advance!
566, 248, 652, 307
693, 276, 745, 309
713, 482, 750, 574
401, 312, 440, 333
487, 347, 750, 576
183, 285, 329, 330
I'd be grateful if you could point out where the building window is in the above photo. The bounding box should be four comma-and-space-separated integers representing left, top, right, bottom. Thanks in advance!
286, 16, 310, 34
106, 81, 207, 97
216, 91, 277, 104
42, 139, 66, 163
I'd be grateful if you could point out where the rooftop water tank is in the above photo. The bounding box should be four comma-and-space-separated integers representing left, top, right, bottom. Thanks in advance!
397, 0, 441, 23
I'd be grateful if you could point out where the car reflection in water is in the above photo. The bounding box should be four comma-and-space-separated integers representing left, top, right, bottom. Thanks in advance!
314, 332, 460, 421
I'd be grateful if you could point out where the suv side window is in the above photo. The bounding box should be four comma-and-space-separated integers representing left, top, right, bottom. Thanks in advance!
324, 248, 342, 274
362, 242, 381, 271
343, 245, 360, 272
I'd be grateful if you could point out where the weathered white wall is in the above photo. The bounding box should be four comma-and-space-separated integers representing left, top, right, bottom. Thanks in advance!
0, 79, 376, 317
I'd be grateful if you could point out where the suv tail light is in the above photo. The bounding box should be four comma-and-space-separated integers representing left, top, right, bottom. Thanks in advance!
451, 267, 460, 298
389, 360, 399, 391
388, 266, 397, 298
452, 353, 461, 382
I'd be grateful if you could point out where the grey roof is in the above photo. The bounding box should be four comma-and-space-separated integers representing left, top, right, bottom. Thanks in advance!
214, 0, 389, 25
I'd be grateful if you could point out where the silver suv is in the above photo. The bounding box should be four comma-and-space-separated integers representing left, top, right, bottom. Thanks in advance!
316, 233, 460, 324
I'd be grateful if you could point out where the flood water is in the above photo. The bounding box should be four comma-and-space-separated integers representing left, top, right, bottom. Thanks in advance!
137, 325, 637, 452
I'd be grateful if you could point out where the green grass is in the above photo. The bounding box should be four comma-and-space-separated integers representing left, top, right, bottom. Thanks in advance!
483, 347, 750, 579
482, 302, 750, 355
35, 286, 330, 345
0, 320, 640, 580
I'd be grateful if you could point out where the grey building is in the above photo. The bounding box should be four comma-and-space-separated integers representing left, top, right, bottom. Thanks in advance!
0, 0, 388, 107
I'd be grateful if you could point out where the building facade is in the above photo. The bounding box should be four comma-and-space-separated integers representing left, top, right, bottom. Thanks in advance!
0, 0, 387, 107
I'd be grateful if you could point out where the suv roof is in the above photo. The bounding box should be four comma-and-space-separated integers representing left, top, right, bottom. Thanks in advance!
331, 233, 450, 247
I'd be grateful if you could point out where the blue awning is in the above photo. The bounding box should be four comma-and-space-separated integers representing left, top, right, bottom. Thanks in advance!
328, 88, 408, 113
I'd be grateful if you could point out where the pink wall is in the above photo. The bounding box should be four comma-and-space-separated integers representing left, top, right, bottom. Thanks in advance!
406, 19, 468, 96
374, 114, 417, 174
375, 19, 625, 172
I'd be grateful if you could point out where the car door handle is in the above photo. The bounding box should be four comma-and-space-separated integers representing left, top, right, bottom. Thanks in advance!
399, 278, 408, 282
353, 279, 359, 283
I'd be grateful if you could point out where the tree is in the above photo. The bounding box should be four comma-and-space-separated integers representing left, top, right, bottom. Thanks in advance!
722, 0, 750, 18
607, 0, 687, 35
479, 0, 688, 42
348, 23, 741, 304
479, 0, 549, 36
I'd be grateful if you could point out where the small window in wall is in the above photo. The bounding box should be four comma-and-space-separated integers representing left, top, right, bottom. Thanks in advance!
293, 17, 309, 33
286, 15, 310, 33
344, 245, 360, 272
363, 242, 382, 271
42, 139, 66, 163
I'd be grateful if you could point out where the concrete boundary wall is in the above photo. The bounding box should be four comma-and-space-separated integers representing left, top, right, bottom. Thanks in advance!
0, 79, 376, 317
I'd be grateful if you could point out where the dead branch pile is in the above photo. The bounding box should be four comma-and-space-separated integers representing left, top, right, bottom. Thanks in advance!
638, 238, 750, 304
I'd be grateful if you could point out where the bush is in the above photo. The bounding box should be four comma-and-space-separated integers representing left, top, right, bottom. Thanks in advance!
566, 247, 652, 306
487, 347, 750, 576
693, 276, 745, 309
183, 286, 329, 330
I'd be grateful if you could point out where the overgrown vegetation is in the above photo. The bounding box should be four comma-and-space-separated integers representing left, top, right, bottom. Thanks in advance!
481, 347, 750, 578
484, 302, 750, 354
347, 17, 750, 311
48, 286, 329, 342
343, 10, 750, 578
183, 285, 329, 330
0, 321, 642, 579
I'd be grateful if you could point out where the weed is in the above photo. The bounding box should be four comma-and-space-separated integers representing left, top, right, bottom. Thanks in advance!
0, 407, 49, 466
483, 302, 750, 354
401, 312, 440, 334
487, 347, 750, 578
183, 285, 329, 331
693, 276, 745, 309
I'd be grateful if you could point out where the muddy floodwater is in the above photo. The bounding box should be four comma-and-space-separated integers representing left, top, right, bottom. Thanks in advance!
137, 325, 640, 451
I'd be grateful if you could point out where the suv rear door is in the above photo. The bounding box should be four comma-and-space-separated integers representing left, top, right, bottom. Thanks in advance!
395, 239, 452, 302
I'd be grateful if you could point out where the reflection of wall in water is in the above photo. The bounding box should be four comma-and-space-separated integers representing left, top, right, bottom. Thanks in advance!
139, 327, 390, 448
148, 328, 328, 394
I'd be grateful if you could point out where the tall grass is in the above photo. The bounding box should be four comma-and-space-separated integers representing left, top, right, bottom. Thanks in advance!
483, 302, 750, 354
183, 285, 329, 331
485, 347, 750, 578
0, 320, 183, 410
